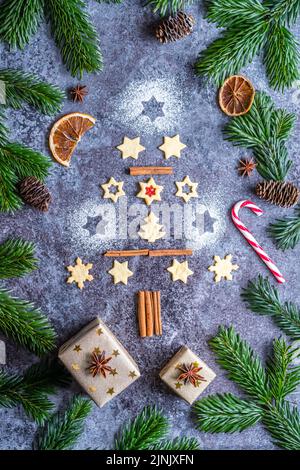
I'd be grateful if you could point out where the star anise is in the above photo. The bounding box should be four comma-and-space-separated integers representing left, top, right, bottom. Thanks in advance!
238, 158, 257, 177
177, 362, 206, 387
87, 351, 112, 378
70, 84, 88, 103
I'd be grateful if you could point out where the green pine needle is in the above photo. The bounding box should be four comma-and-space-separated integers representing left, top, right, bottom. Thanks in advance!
0, 109, 9, 146
46, 0, 103, 78
242, 275, 300, 341
195, 21, 269, 86
0, 0, 44, 49
263, 402, 300, 450
115, 406, 169, 450
209, 325, 271, 404
195, 0, 300, 90
0, 142, 51, 181
206, 0, 268, 28
0, 359, 70, 425
36, 395, 92, 450
151, 437, 200, 450
224, 92, 295, 181
0, 162, 21, 213
0, 239, 38, 279
193, 393, 263, 433
146, 0, 194, 16
264, 24, 300, 91
0, 69, 65, 115
0, 142, 51, 212
266, 338, 300, 401
0, 288, 57, 356
268, 205, 300, 251
270, 0, 300, 26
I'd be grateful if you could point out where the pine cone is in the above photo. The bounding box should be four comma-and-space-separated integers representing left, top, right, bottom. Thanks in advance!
155, 11, 195, 44
19, 176, 52, 212
256, 180, 300, 208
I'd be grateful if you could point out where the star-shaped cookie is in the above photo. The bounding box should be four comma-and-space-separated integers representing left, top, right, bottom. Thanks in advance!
137, 177, 163, 205
117, 136, 145, 160
108, 261, 133, 285
101, 177, 125, 203
208, 254, 239, 282
175, 176, 198, 203
67, 257, 94, 289
159, 135, 186, 160
167, 259, 193, 283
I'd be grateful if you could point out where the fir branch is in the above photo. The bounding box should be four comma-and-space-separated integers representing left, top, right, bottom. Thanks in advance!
0, 161, 21, 213
146, 0, 194, 16
36, 396, 92, 450
0, 288, 57, 356
46, 0, 103, 78
263, 402, 300, 450
0, 239, 38, 279
0, 69, 65, 115
151, 437, 200, 450
268, 205, 300, 250
242, 275, 300, 340
0, 0, 44, 49
206, 0, 268, 28
193, 393, 263, 433
266, 338, 300, 401
264, 25, 300, 91
270, 0, 300, 26
22, 358, 71, 394
253, 139, 292, 181
224, 92, 295, 180
0, 142, 51, 182
115, 406, 169, 450
0, 359, 70, 424
195, 0, 300, 90
195, 21, 269, 86
209, 326, 271, 404
0, 109, 9, 146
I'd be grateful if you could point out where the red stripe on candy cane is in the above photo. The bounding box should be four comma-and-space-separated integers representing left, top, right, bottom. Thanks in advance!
231, 200, 285, 284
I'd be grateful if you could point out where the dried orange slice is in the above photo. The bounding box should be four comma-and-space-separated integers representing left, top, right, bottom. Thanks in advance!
219, 75, 255, 116
49, 112, 96, 167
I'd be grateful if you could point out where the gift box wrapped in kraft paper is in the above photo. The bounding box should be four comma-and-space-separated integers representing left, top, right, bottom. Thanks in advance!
59, 317, 140, 407
159, 346, 216, 405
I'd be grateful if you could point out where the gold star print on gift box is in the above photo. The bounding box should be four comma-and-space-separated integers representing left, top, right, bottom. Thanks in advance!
58, 317, 140, 408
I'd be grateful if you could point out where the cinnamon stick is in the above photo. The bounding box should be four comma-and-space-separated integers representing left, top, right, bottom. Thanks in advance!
153, 292, 160, 336
157, 291, 162, 335
129, 166, 173, 176
149, 249, 193, 257
145, 291, 153, 337
104, 249, 149, 257
138, 291, 146, 337
104, 249, 193, 257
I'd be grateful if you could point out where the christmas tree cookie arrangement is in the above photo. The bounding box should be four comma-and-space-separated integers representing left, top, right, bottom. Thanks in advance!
58, 317, 140, 407
160, 346, 216, 404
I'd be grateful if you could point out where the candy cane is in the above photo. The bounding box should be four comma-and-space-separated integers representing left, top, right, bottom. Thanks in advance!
231, 200, 285, 284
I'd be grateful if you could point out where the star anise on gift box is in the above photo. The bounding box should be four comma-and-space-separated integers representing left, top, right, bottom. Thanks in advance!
70, 84, 88, 103
177, 362, 206, 387
87, 351, 112, 378
238, 158, 257, 177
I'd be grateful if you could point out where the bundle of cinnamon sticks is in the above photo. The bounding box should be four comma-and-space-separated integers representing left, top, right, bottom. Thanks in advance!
138, 291, 162, 337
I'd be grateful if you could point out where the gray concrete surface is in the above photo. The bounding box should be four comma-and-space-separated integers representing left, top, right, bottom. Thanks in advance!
0, 1, 299, 450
